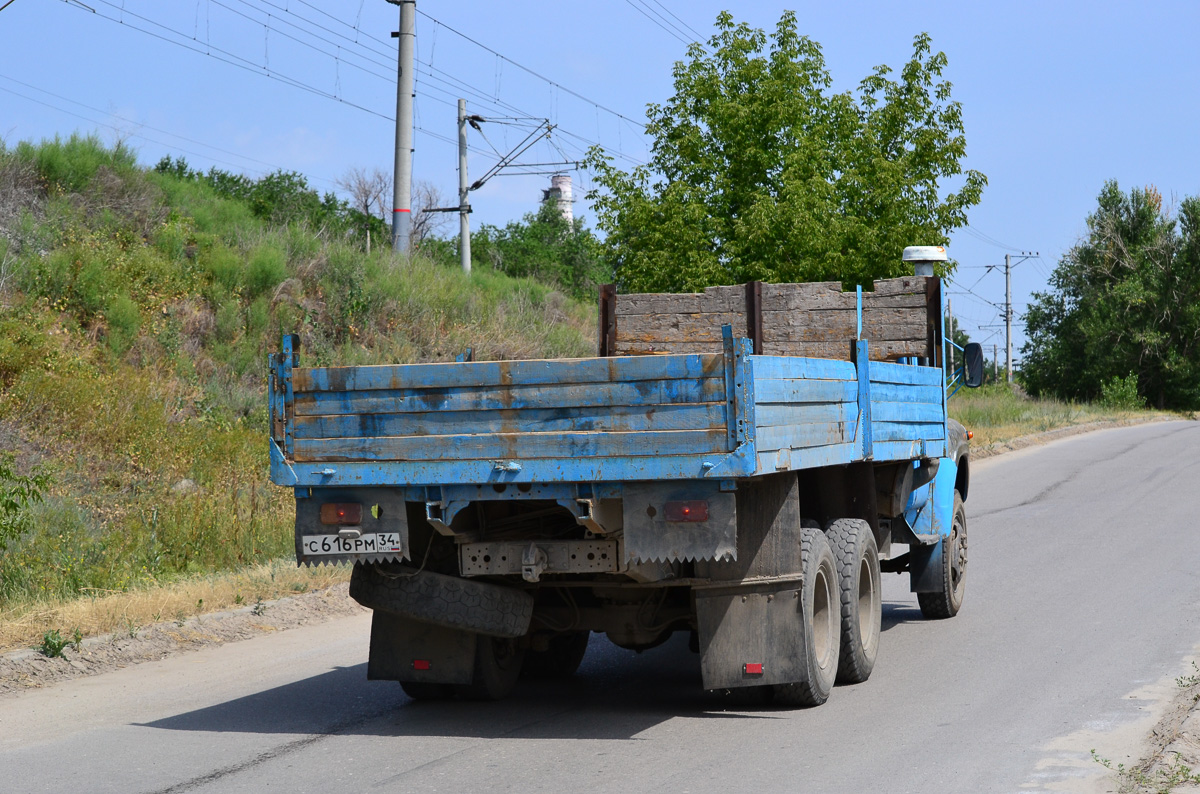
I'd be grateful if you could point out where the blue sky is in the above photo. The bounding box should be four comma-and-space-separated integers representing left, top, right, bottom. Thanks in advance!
3, 1, 1199, 361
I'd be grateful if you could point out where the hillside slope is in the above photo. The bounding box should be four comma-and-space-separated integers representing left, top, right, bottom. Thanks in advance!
0, 134, 595, 621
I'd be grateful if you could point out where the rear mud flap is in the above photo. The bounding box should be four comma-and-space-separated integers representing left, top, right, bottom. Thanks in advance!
369, 610, 476, 685
695, 582, 805, 690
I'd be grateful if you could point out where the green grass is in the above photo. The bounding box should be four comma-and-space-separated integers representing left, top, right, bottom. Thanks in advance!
0, 133, 596, 623
949, 382, 1167, 448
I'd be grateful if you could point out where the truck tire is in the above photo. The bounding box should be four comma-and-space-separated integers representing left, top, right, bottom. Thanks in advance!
458, 635, 526, 700
826, 518, 881, 685
349, 563, 534, 639
917, 491, 967, 620
773, 526, 840, 707
522, 631, 590, 680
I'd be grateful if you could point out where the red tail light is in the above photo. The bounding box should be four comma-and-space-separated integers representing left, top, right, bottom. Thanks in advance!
664, 500, 709, 522
320, 503, 363, 526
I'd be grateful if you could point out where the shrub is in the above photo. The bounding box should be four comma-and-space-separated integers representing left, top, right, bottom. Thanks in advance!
1099, 373, 1144, 410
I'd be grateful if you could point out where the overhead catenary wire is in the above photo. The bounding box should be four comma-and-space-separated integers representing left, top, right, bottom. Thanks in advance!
415, 8, 647, 131
0, 73, 340, 184
622, 0, 694, 47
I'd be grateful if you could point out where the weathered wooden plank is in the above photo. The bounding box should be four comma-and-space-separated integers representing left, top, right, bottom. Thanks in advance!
293, 428, 730, 462
868, 361, 943, 386
872, 421, 945, 443
614, 340, 725, 355
760, 290, 856, 312
873, 438, 945, 462
616, 312, 748, 343
760, 340, 927, 361
294, 353, 724, 393
868, 276, 932, 297
760, 307, 925, 331
294, 402, 728, 440
862, 293, 931, 310
755, 401, 855, 429
753, 378, 858, 404
869, 382, 943, 404
756, 421, 852, 452
870, 401, 945, 424
294, 377, 726, 416
758, 441, 860, 471
748, 355, 857, 381
616, 287, 747, 316
762, 323, 928, 345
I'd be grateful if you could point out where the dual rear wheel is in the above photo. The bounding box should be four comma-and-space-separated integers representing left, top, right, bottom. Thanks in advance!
774, 519, 881, 706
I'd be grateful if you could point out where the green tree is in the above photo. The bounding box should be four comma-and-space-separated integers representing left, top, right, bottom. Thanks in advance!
1022, 182, 1200, 410
471, 200, 610, 300
587, 12, 985, 292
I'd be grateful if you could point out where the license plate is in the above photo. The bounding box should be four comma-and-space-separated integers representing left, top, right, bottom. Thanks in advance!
302, 533, 402, 556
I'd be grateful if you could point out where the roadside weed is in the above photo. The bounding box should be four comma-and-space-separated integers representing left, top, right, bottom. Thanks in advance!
39, 629, 67, 658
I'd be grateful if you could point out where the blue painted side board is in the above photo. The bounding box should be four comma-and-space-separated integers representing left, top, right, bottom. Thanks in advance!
270, 334, 950, 488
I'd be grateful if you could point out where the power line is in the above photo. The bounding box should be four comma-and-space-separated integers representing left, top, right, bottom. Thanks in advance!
647, 0, 706, 42
623, 0, 695, 47
0, 73, 337, 183
415, 9, 647, 130
70, 0, 394, 122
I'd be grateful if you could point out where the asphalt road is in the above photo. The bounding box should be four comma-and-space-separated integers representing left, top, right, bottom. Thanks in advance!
3, 420, 1200, 794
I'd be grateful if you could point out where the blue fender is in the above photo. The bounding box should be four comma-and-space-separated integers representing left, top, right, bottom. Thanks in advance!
907, 456, 958, 593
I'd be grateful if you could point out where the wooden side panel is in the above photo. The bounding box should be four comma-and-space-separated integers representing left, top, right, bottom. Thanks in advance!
612, 285, 747, 355
752, 356, 858, 456
290, 353, 731, 464
612, 277, 934, 361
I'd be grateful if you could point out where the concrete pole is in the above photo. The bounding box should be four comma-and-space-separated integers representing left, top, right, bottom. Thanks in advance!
993, 343, 998, 382
458, 99, 471, 275
390, 0, 415, 253
1005, 253, 1013, 382
947, 296, 954, 377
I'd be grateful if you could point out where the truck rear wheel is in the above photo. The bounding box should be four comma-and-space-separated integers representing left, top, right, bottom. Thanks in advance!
458, 635, 526, 701
917, 491, 967, 619
826, 518, 881, 684
773, 526, 840, 707
522, 631, 590, 679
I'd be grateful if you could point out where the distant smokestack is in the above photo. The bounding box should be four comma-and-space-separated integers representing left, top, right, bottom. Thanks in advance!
542, 174, 574, 225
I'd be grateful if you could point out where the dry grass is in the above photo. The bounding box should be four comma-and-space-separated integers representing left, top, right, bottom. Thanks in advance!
949, 383, 1181, 448
0, 559, 349, 653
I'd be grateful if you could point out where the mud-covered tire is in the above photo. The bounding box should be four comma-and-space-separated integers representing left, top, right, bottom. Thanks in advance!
918, 491, 967, 620
400, 681, 455, 701
349, 563, 533, 638
522, 631, 590, 680
826, 518, 881, 685
458, 635, 526, 700
773, 526, 840, 707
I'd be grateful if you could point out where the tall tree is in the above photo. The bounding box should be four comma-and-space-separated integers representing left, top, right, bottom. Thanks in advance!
586, 12, 985, 292
1022, 182, 1200, 409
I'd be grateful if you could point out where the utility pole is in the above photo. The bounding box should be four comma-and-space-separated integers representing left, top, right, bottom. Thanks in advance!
388, 0, 415, 254
947, 296, 954, 377
458, 99, 471, 274
1005, 253, 1013, 383
993, 343, 998, 382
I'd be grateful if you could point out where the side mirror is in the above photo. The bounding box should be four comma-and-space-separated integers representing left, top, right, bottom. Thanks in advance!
963, 342, 984, 388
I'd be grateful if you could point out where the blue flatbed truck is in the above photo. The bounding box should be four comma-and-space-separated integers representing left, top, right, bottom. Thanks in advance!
268, 247, 982, 706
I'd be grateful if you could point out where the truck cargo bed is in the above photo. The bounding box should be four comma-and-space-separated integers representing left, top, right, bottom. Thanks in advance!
269, 331, 945, 489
